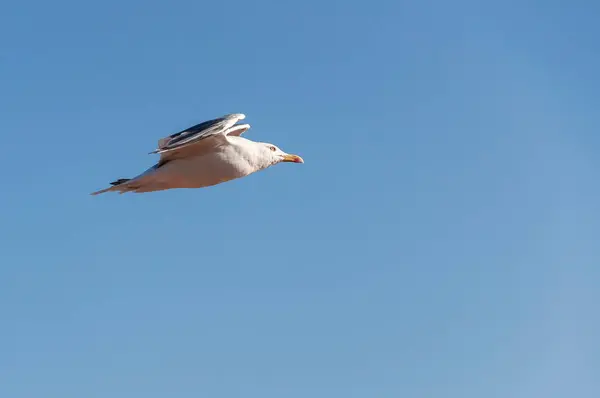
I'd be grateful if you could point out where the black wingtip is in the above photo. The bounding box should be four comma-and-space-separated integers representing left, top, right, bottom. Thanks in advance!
110, 178, 130, 186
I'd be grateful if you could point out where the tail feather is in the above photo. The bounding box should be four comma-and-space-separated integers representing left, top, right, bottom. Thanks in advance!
91, 165, 161, 196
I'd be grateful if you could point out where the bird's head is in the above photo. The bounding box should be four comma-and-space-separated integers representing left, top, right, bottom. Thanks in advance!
260, 142, 304, 165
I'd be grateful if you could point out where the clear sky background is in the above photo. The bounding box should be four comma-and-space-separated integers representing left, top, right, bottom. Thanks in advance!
1, 0, 599, 397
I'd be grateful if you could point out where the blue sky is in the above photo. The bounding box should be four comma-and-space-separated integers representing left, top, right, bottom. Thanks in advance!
1, 0, 599, 397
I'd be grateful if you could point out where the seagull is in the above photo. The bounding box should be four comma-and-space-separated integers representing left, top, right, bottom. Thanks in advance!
91, 113, 304, 195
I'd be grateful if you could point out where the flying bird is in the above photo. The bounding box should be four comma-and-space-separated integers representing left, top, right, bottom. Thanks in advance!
91, 113, 303, 195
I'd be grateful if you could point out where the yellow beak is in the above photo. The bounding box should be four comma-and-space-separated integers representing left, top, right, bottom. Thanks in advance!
281, 154, 304, 163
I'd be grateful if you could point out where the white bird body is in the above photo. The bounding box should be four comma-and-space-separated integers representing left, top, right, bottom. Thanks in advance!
91, 114, 303, 195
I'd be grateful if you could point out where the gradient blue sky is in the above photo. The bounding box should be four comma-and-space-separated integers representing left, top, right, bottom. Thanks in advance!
1, 0, 599, 397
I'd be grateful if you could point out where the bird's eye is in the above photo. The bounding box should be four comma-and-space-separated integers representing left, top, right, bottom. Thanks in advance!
269, 146, 276, 152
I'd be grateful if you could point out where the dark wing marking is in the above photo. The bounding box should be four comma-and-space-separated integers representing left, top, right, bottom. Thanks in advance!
151, 114, 245, 155
110, 178, 131, 186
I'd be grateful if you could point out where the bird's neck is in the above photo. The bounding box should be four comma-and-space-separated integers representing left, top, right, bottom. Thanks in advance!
230, 137, 273, 171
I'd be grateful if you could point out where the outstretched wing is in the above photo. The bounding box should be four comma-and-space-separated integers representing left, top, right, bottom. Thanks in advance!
152, 113, 246, 155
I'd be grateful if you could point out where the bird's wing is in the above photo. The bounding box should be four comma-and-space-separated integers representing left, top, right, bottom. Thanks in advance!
152, 113, 245, 155
224, 123, 250, 137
